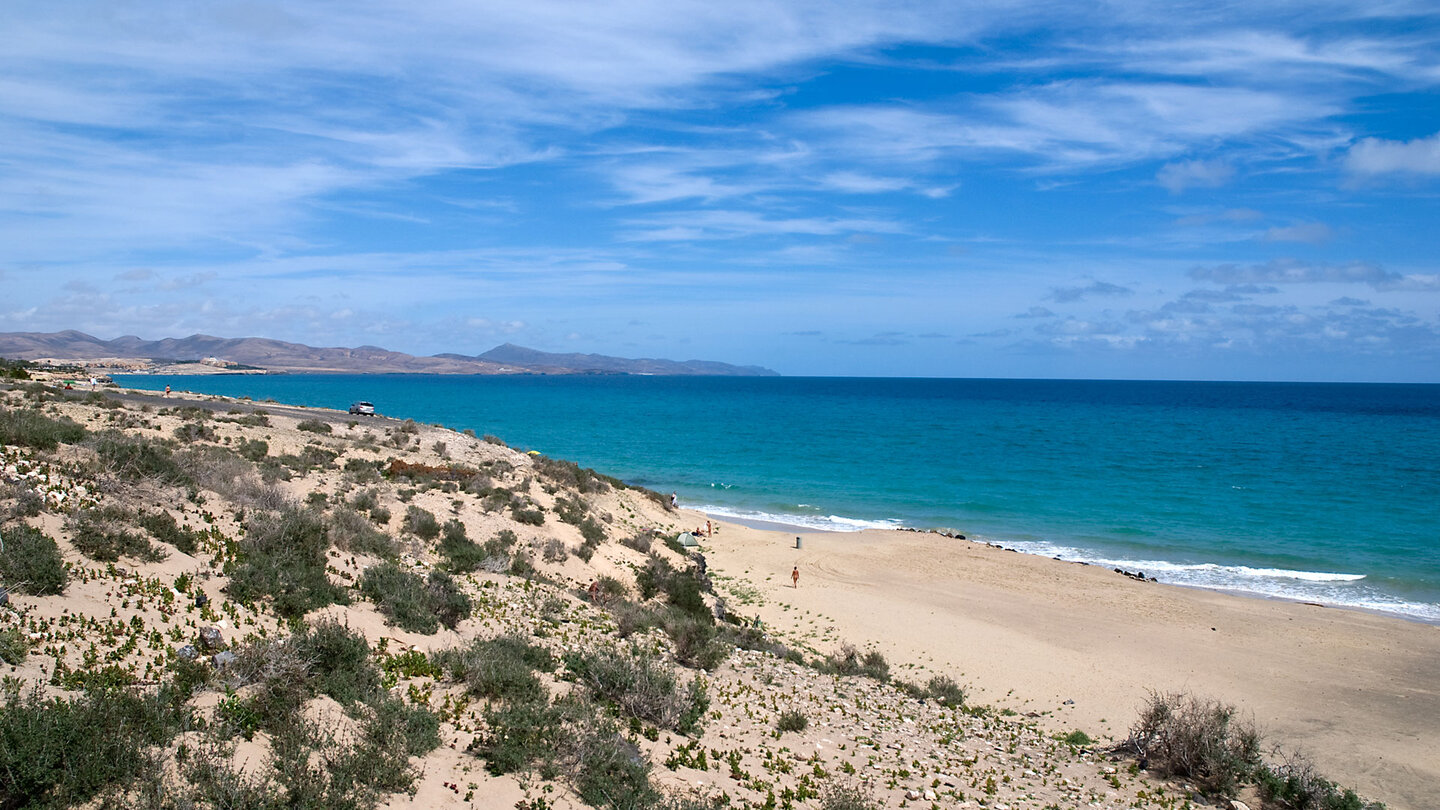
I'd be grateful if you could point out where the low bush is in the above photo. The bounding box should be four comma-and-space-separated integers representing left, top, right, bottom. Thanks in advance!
328, 506, 397, 558
1255, 751, 1385, 810
297, 619, 383, 706
565, 643, 709, 734
819, 779, 883, 810
426, 570, 472, 629
570, 721, 657, 810
360, 563, 471, 634
1119, 690, 1261, 798
296, 419, 332, 434
403, 505, 441, 540
361, 562, 439, 634
542, 537, 568, 563
0, 685, 182, 809
474, 694, 569, 776
438, 634, 554, 702
776, 709, 808, 733
0, 406, 87, 449
236, 438, 269, 461
0, 627, 28, 665
172, 422, 216, 443
0, 523, 68, 594
138, 510, 202, 556
227, 508, 348, 619
90, 431, 189, 484
440, 527, 487, 574
822, 644, 890, 682
920, 674, 966, 709
69, 506, 167, 563
510, 501, 545, 526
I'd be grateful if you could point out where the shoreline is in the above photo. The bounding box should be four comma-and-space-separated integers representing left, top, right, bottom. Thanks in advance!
694, 519, 1440, 808
701, 505, 1440, 628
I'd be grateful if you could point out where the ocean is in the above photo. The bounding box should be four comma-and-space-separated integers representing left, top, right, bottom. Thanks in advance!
116, 374, 1440, 623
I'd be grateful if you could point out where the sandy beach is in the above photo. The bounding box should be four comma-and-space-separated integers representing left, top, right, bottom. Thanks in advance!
699, 521, 1440, 809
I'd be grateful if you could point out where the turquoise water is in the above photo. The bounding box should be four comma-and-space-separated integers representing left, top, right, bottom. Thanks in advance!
119, 375, 1440, 622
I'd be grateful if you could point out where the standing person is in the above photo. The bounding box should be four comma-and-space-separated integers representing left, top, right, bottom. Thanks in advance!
164, 385, 171, 398
670, 492, 678, 508
791, 566, 799, 588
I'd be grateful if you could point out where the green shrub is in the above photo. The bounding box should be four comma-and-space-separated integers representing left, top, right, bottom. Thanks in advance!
571, 722, 657, 810
90, 432, 189, 484
1060, 729, 1093, 747
0, 523, 68, 594
1120, 691, 1262, 798
138, 511, 202, 556
822, 644, 890, 682
0, 407, 87, 449
172, 422, 216, 443
661, 611, 728, 670
328, 506, 397, 558
359, 563, 469, 634
819, 779, 882, 810
296, 619, 382, 705
776, 710, 808, 733
0, 627, 29, 665
403, 505, 441, 540
439, 635, 551, 703
296, 419, 332, 434
475, 695, 567, 776
922, 674, 966, 709
565, 644, 708, 734
426, 570, 471, 630
361, 562, 439, 634
1255, 752, 1385, 810
440, 529, 487, 574
369, 693, 441, 758
511, 502, 545, 526
227, 508, 348, 619
69, 506, 167, 563
236, 438, 268, 461
0, 685, 180, 809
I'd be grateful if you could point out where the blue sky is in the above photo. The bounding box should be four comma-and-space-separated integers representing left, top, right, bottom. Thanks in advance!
2, 1, 1439, 380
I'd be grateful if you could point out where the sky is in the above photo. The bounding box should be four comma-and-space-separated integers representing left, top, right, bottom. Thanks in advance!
2, 1, 1439, 381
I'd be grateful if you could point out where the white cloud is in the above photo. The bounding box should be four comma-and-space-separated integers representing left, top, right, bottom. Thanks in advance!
1157, 159, 1235, 193
1262, 222, 1334, 244
1345, 131, 1440, 177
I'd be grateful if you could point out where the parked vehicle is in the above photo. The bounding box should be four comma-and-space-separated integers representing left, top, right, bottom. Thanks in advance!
348, 401, 375, 415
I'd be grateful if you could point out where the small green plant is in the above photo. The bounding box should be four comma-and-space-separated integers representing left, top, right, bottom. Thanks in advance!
1060, 729, 1093, 747
296, 419, 332, 434
776, 710, 808, 733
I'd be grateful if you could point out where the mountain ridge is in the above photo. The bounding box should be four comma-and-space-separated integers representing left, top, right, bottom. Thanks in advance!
0, 330, 778, 376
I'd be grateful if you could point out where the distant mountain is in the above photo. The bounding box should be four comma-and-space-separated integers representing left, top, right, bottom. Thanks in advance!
0, 331, 778, 376
465, 343, 778, 376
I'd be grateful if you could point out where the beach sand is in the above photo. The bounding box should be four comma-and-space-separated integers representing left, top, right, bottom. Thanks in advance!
698, 520, 1440, 809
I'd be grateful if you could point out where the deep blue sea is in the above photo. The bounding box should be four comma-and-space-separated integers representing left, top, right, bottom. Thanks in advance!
118, 375, 1440, 622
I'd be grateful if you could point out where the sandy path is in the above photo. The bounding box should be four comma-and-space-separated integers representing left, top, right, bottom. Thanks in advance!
700, 522, 1440, 809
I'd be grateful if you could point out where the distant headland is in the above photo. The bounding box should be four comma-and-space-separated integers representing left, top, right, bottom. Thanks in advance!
0, 330, 779, 377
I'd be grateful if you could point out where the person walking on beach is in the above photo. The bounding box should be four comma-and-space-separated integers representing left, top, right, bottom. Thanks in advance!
792, 565, 799, 588
670, 492, 678, 508
164, 385, 171, 398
